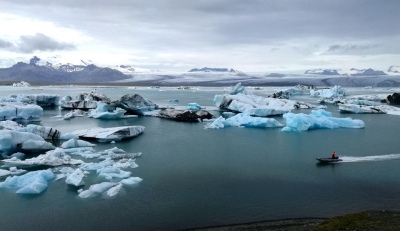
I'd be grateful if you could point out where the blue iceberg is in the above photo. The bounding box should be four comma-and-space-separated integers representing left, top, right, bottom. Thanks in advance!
282, 109, 365, 132
205, 113, 283, 129
0, 169, 55, 194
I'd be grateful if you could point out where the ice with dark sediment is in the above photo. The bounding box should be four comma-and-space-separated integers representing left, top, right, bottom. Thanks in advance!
338, 104, 400, 115
71, 126, 145, 142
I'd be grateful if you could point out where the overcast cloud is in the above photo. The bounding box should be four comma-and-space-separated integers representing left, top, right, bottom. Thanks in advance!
1, 0, 399, 71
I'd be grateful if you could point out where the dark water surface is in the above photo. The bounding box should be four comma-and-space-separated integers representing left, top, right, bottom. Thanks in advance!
0, 86, 400, 231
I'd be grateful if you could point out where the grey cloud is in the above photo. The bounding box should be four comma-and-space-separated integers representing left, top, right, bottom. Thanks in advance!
327, 44, 380, 53
16, 33, 76, 53
0, 39, 13, 49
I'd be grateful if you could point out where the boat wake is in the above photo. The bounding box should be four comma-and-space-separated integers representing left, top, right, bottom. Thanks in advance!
341, 154, 400, 163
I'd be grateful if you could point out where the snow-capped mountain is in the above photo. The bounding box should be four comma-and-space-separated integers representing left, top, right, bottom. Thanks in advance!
0, 56, 130, 83
388, 66, 400, 74
304, 68, 388, 76
189, 67, 241, 73
346, 68, 387, 76
304, 69, 340, 75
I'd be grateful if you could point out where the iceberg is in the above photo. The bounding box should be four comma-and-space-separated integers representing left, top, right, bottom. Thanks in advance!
0, 130, 54, 155
187, 103, 204, 110
97, 167, 131, 180
282, 109, 365, 132
78, 182, 118, 198
0, 102, 43, 121
1, 148, 83, 167
65, 169, 85, 186
88, 102, 134, 119
0, 169, 54, 194
114, 94, 159, 115
214, 93, 312, 116
16, 124, 62, 140
228, 82, 248, 95
0, 167, 27, 178
12, 81, 31, 87
9, 94, 60, 107
61, 138, 96, 149
72, 126, 145, 142
106, 183, 122, 197
158, 109, 214, 122
338, 104, 400, 115
310, 85, 348, 98
205, 113, 283, 129
120, 177, 143, 185
63, 109, 86, 120
0, 120, 23, 130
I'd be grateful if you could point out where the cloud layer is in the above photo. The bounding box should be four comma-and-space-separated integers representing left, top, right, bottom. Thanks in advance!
1, 0, 399, 71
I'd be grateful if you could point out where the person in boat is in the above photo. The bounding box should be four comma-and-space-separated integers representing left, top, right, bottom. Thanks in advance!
332, 151, 338, 159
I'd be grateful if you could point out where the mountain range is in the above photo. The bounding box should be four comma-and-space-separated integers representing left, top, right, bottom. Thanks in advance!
0, 56, 131, 83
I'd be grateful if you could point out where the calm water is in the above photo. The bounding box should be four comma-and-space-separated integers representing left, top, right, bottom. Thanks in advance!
0, 86, 400, 231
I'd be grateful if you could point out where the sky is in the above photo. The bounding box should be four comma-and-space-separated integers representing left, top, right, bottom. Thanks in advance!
1, 0, 399, 73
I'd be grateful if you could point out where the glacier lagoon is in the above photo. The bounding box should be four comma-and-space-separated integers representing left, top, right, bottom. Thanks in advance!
0, 86, 400, 230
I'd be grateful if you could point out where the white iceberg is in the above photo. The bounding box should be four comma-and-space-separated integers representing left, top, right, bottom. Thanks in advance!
1, 148, 83, 167
310, 85, 348, 98
78, 182, 117, 198
228, 82, 248, 95
0, 120, 23, 130
61, 138, 96, 149
0, 102, 43, 121
72, 126, 145, 142
97, 167, 131, 180
12, 81, 31, 87
106, 183, 122, 197
205, 113, 283, 129
65, 168, 85, 186
0, 169, 54, 194
214, 93, 310, 116
0, 167, 27, 178
120, 177, 143, 185
282, 109, 365, 132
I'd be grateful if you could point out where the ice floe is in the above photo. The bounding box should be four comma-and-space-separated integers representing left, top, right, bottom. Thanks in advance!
205, 113, 283, 129
0, 169, 55, 194
310, 85, 348, 98
282, 109, 365, 132
0, 130, 55, 155
0, 102, 43, 121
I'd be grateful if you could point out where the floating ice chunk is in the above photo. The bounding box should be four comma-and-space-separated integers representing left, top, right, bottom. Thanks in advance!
0, 120, 23, 130
282, 109, 365, 132
78, 182, 117, 198
12, 81, 30, 87
120, 177, 143, 185
345, 100, 380, 106
72, 126, 145, 142
80, 159, 115, 171
2, 148, 83, 167
205, 113, 283, 129
187, 103, 203, 110
0, 169, 54, 194
16, 124, 61, 140
106, 183, 122, 197
97, 167, 131, 180
0, 130, 54, 155
228, 83, 248, 95
310, 85, 348, 98
114, 94, 159, 115
65, 169, 85, 186
10, 94, 60, 107
338, 104, 400, 114
0, 102, 43, 121
169, 99, 179, 103
98, 152, 141, 160
0, 167, 27, 178
214, 93, 310, 116
61, 138, 96, 149
88, 102, 132, 119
